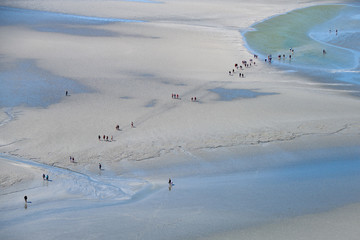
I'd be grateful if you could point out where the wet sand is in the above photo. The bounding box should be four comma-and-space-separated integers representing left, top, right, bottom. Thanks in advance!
1, 0, 360, 239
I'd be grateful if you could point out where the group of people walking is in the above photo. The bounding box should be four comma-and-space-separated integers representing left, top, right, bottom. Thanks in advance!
98, 121, 136, 142
229, 58, 256, 77
98, 135, 113, 142
172, 93, 180, 99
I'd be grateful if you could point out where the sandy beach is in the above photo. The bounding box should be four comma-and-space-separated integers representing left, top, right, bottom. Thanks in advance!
1, 0, 360, 239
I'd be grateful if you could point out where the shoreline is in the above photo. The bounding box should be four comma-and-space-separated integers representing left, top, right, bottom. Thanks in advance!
243, 3, 360, 87
1, 0, 360, 239
1, 137, 360, 240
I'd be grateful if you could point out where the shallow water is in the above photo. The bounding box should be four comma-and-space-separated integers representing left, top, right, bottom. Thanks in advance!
244, 4, 360, 86
0, 6, 144, 36
0, 60, 91, 108
0, 6, 147, 109
209, 88, 277, 101
1, 145, 360, 239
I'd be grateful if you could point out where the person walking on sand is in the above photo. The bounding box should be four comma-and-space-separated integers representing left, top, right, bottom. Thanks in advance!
99, 163, 102, 170
24, 195, 28, 203
42, 174, 45, 180
131, 122, 134, 128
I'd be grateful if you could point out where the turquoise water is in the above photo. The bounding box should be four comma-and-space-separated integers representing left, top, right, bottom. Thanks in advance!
244, 4, 360, 86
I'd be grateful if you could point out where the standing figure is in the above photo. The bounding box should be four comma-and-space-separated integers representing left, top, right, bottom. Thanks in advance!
24, 195, 28, 203
99, 163, 102, 170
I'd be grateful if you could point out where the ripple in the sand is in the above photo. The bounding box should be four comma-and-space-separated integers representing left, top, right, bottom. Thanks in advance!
209, 88, 277, 101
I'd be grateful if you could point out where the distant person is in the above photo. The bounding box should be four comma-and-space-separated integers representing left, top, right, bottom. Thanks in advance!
99, 163, 102, 170
131, 122, 134, 128
24, 195, 28, 203
168, 178, 172, 184
65, 91, 68, 96
323, 49, 327, 54
46, 175, 49, 181
42, 174, 45, 180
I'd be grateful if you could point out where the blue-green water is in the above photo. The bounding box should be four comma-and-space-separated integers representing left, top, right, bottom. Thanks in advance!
244, 4, 360, 86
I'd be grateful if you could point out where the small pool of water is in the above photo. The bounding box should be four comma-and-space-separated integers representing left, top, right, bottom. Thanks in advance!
209, 88, 277, 101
